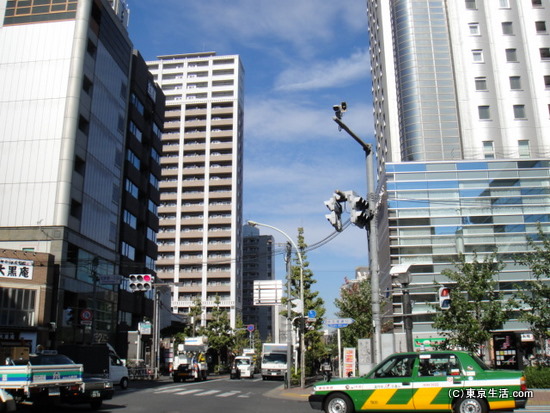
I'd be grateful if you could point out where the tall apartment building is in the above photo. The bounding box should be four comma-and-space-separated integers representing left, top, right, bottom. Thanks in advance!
242, 225, 275, 341
0, 0, 163, 352
147, 52, 244, 328
366, 0, 550, 353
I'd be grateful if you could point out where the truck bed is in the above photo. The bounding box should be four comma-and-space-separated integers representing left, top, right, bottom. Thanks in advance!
0, 363, 83, 389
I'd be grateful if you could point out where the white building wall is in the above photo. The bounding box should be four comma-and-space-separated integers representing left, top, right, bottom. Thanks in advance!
0, 22, 75, 227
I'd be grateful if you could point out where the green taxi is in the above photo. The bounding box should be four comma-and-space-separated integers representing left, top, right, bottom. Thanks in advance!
309, 351, 529, 413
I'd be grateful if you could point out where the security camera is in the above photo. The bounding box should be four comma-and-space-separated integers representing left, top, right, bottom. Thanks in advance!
332, 105, 340, 112
340, 102, 347, 111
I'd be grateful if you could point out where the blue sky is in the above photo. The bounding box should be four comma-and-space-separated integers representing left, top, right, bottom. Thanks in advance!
128, 0, 374, 319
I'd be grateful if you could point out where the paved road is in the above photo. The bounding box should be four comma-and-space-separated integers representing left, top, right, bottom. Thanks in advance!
18, 376, 312, 412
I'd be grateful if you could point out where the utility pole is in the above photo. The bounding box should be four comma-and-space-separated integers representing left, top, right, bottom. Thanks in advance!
332, 103, 382, 364
285, 242, 293, 389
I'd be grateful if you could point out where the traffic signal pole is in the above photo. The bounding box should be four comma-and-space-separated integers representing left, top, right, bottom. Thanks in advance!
332, 114, 383, 365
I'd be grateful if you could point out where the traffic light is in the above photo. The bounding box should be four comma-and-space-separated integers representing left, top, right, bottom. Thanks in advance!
346, 191, 369, 229
63, 308, 75, 326
129, 274, 153, 292
438, 287, 451, 310
324, 194, 343, 232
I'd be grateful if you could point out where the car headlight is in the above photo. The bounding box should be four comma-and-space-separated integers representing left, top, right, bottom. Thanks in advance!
105, 381, 113, 389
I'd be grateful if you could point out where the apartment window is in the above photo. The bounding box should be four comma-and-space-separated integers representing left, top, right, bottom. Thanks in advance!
532, 0, 542, 6
506, 49, 518, 62
466, 0, 477, 10
472, 50, 484, 62
510, 76, 522, 90
536, 21, 547, 33
540, 48, 550, 60
545, 76, 550, 88
513, 105, 526, 119
129, 121, 142, 142
121, 242, 135, 260
475, 77, 487, 90
123, 210, 137, 229
478, 106, 491, 120
499, 0, 510, 8
519, 140, 530, 158
483, 141, 495, 159
502, 22, 513, 35
469, 23, 480, 35
125, 179, 139, 199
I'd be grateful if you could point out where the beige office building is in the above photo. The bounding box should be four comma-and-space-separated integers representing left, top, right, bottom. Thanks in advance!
147, 52, 244, 328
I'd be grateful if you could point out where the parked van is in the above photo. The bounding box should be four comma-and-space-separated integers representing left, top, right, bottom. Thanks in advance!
58, 343, 130, 389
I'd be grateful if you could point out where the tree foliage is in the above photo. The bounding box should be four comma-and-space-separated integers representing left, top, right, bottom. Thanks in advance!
285, 228, 327, 373
334, 277, 373, 349
204, 295, 233, 364
432, 252, 513, 354
514, 224, 550, 350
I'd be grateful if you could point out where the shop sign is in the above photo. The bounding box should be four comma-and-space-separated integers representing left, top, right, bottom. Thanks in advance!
0, 257, 33, 280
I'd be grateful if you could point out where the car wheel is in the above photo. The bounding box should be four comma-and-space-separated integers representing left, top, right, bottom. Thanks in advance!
90, 399, 103, 410
325, 393, 355, 413
454, 398, 487, 413
120, 377, 129, 390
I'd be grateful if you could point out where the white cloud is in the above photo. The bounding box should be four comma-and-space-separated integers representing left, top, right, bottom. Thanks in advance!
275, 49, 371, 92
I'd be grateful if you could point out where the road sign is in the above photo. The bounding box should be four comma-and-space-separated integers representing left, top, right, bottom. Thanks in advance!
324, 318, 355, 328
80, 309, 93, 326
246, 324, 255, 332
308, 310, 317, 319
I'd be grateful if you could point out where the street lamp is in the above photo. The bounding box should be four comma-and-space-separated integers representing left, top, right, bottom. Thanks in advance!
247, 220, 306, 388
332, 104, 383, 364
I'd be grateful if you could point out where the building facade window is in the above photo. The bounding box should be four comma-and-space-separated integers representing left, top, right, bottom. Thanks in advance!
0, 288, 36, 327
540, 48, 550, 60
506, 48, 518, 62
513, 105, 526, 119
125, 179, 139, 199
469, 23, 480, 35
502, 22, 513, 35
473, 50, 484, 62
475, 77, 487, 90
518, 140, 530, 158
123, 210, 137, 229
121, 242, 135, 260
510, 76, 522, 90
483, 141, 495, 159
536, 21, 547, 33
478, 105, 491, 120
466, 0, 477, 10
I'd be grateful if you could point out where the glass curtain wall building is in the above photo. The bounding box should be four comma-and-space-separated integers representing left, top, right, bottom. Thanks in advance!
366, 0, 550, 353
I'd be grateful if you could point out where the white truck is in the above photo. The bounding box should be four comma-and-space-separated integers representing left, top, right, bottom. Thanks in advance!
172, 337, 208, 382
261, 343, 288, 380
234, 356, 254, 378
0, 350, 84, 411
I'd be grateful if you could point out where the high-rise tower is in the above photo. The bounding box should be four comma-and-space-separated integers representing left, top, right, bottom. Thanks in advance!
366, 0, 550, 350
148, 52, 244, 328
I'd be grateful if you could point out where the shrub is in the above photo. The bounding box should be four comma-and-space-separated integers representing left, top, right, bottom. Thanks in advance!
524, 366, 550, 389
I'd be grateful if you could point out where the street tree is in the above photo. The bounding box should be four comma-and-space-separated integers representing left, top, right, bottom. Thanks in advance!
514, 224, 550, 353
287, 228, 327, 374
232, 316, 249, 357
334, 277, 373, 349
205, 295, 233, 366
432, 252, 513, 355
187, 296, 203, 337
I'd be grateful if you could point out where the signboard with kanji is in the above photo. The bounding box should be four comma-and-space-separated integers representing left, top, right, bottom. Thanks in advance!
0, 257, 33, 280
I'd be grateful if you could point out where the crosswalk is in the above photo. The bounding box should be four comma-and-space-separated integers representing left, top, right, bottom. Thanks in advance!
149, 383, 257, 399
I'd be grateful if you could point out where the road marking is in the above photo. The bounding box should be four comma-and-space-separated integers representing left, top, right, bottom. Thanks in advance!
217, 391, 241, 398
195, 390, 220, 396
175, 388, 203, 396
